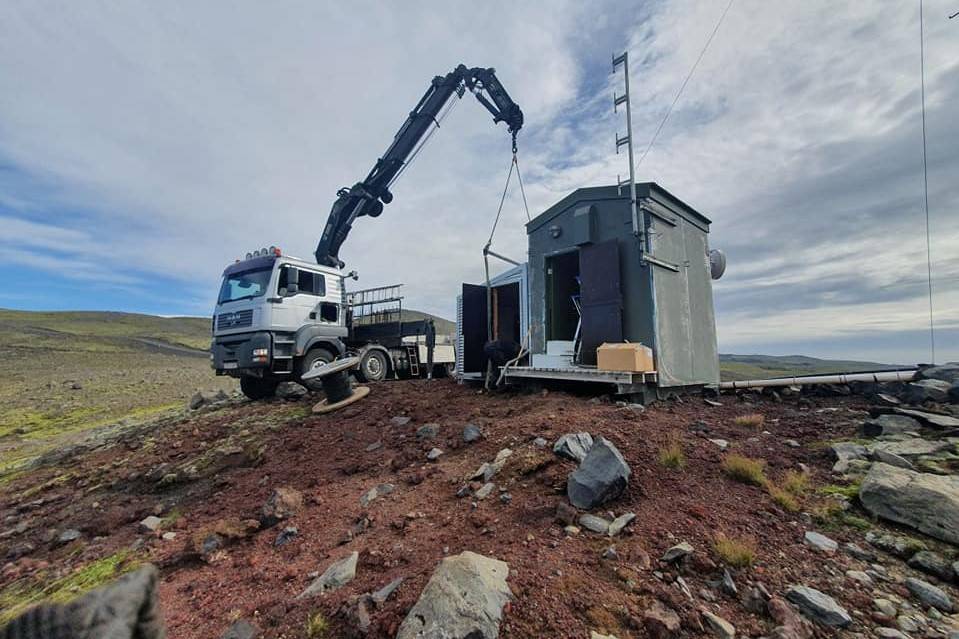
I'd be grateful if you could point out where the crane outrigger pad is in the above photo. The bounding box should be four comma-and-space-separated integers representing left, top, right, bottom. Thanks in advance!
301, 356, 371, 414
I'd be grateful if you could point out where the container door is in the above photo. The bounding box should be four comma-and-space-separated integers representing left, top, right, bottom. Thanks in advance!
578, 240, 623, 365
460, 284, 489, 373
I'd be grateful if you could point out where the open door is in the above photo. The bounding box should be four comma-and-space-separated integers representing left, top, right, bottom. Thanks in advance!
578, 240, 622, 365
460, 283, 489, 373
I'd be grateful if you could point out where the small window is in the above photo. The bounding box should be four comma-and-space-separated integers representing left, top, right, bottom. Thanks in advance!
278, 266, 326, 297
319, 302, 338, 322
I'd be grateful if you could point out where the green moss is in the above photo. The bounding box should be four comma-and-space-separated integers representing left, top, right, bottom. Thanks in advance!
0, 551, 137, 625
818, 481, 861, 499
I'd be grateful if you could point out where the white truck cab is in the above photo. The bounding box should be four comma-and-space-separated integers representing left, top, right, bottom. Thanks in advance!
212, 247, 348, 399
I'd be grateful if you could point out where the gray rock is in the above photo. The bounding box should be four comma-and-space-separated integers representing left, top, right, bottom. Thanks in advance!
474, 483, 495, 500
532, 437, 548, 448
875, 629, 908, 639
893, 407, 959, 429
396, 551, 511, 639
274, 526, 297, 547
708, 438, 729, 451
427, 447, 444, 461
842, 542, 876, 562
876, 393, 902, 407
844, 570, 872, 586
567, 437, 631, 509
661, 541, 694, 563
701, 611, 735, 639
371, 577, 404, 605
874, 598, 897, 617
360, 483, 395, 507
871, 439, 951, 458
907, 550, 955, 582
862, 414, 921, 438
871, 447, 915, 470
949, 382, 959, 404
917, 362, 959, 385
785, 585, 852, 627
591, 633, 619, 639
903, 379, 952, 404
417, 423, 440, 439
578, 514, 611, 534
642, 600, 681, 638
221, 619, 261, 639
553, 432, 594, 463
297, 551, 359, 598
463, 424, 482, 443
904, 577, 954, 612
391, 415, 412, 426
859, 463, 959, 545
601, 546, 618, 560
831, 441, 868, 473
865, 530, 928, 558
721, 568, 738, 596
57, 529, 81, 545
803, 531, 838, 554
139, 516, 162, 533
275, 381, 307, 400
607, 512, 635, 537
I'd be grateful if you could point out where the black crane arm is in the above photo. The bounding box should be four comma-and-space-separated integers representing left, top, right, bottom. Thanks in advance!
315, 64, 524, 268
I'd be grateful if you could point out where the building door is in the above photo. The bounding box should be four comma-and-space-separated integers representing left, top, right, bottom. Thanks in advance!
578, 240, 623, 365
460, 283, 489, 373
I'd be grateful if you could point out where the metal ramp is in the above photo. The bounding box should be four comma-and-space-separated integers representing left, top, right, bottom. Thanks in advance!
503, 365, 657, 396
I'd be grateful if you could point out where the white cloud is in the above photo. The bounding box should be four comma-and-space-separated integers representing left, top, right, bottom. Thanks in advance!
0, 0, 956, 362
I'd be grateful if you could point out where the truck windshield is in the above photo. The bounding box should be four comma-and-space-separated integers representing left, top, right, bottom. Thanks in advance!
218, 267, 272, 303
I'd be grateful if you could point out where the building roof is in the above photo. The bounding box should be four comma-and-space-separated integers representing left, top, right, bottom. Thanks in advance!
526, 183, 712, 234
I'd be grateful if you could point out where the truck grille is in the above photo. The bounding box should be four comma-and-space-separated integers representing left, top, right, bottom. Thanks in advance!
216, 309, 253, 330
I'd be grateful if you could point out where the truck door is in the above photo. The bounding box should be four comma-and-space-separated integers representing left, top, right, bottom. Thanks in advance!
578, 240, 623, 365
460, 283, 488, 374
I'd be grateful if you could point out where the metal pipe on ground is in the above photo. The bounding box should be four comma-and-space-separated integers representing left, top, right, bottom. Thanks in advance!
718, 369, 918, 390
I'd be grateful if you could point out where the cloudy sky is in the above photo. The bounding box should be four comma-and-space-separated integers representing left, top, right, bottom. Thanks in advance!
1, 1, 956, 364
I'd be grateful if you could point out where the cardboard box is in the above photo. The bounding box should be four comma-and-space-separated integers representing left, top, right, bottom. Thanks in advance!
596, 342, 655, 372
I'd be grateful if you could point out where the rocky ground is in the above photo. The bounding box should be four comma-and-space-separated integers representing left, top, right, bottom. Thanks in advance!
1, 365, 958, 639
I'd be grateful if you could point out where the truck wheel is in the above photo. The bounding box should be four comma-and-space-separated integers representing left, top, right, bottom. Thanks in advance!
358, 350, 389, 382
240, 376, 278, 400
299, 347, 335, 391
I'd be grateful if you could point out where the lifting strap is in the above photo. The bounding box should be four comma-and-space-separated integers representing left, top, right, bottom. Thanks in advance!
483, 151, 531, 390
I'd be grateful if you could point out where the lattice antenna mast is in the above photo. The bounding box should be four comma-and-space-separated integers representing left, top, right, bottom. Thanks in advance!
613, 52, 640, 242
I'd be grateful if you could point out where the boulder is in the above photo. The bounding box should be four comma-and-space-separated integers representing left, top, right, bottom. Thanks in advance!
859, 463, 959, 545
463, 424, 483, 443
871, 438, 951, 458
567, 437, 631, 509
553, 432, 594, 463
642, 600, 681, 639
785, 585, 852, 627
902, 379, 952, 404
802, 531, 837, 554
870, 448, 914, 470
904, 577, 954, 612
862, 414, 921, 438
907, 550, 955, 582
830, 442, 868, 473
916, 362, 959, 385
260, 487, 303, 526
702, 611, 735, 639
893, 407, 959, 429
297, 551, 359, 599
396, 551, 511, 639
275, 382, 307, 400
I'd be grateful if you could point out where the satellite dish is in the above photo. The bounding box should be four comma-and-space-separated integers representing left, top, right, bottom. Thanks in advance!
709, 248, 726, 280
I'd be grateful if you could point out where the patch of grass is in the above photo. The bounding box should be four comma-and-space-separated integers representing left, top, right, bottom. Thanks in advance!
714, 534, 757, 568
733, 413, 765, 429
768, 484, 800, 512
722, 454, 767, 486
0, 551, 136, 624
818, 481, 861, 500
811, 501, 873, 532
782, 470, 809, 495
305, 611, 329, 638
658, 433, 686, 470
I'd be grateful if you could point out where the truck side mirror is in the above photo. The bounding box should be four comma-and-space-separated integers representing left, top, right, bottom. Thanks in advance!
286, 267, 299, 295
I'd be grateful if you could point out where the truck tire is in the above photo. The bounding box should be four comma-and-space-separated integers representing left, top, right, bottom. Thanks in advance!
357, 349, 389, 382
240, 376, 278, 400
298, 347, 335, 391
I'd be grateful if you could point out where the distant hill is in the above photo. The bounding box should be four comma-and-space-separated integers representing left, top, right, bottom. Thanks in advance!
399, 309, 455, 335
719, 353, 904, 381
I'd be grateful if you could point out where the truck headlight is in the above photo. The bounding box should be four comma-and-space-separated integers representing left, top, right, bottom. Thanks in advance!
252, 347, 269, 362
